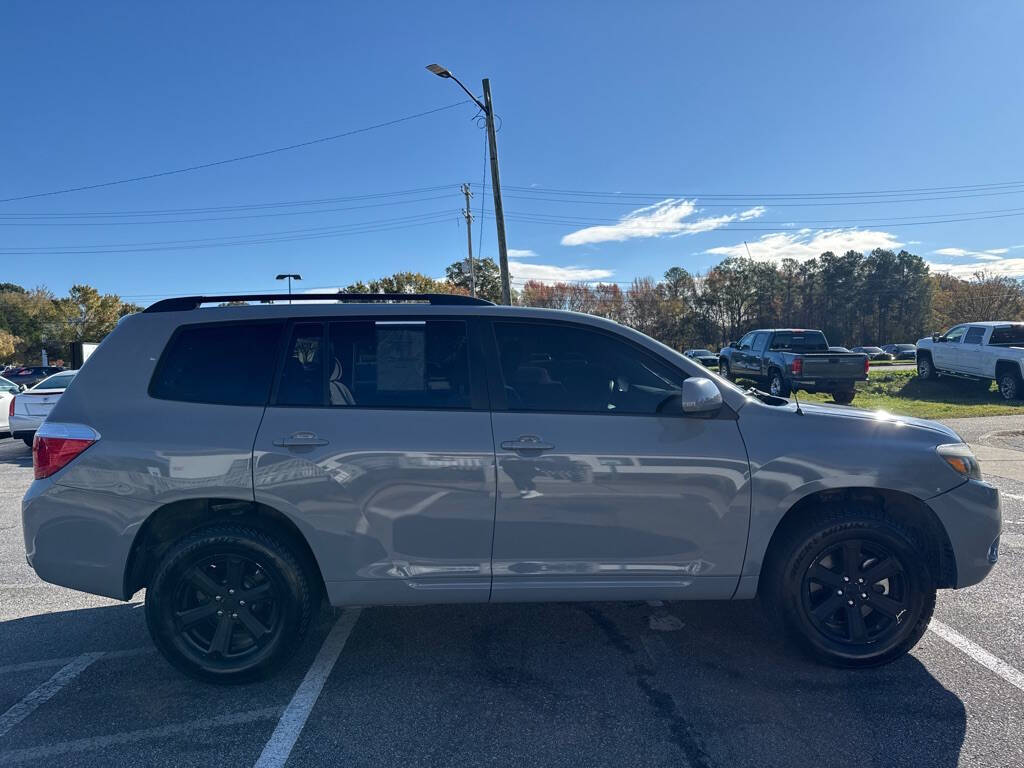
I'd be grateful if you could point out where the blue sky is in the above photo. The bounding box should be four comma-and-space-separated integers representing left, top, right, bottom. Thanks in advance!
2, 2, 1023, 302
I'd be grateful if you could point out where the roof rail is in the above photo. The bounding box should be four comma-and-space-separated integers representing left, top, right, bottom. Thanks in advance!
143, 293, 495, 313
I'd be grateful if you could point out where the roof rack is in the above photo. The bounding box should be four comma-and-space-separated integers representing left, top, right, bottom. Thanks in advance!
143, 293, 495, 313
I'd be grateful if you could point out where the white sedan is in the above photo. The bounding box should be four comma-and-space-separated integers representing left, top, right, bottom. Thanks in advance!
0, 375, 22, 438
9, 370, 77, 445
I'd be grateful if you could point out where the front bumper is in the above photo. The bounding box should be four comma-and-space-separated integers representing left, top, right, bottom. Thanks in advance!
926, 479, 1001, 588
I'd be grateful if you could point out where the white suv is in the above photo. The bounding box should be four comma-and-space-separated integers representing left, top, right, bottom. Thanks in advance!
916, 322, 1024, 400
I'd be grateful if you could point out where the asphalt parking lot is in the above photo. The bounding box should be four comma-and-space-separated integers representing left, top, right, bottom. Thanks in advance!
1, 426, 1022, 768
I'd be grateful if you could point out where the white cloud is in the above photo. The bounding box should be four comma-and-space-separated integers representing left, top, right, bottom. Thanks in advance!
509, 261, 613, 284
507, 248, 536, 258
927, 259, 1024, 279
933, 246, 1009, 260
706, 228, 903, 262
560, 199, 765, 246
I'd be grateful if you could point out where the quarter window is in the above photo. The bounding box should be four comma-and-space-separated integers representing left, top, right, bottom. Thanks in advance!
493, 322, 686, 414
277, 323, 325, 406
150, 322, 284, 406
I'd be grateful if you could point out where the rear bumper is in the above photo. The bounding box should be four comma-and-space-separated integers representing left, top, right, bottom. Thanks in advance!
926, 479, 1001, 588
22, 480, 141, 600
791, 378, 864, 392
10, 413, 43, 434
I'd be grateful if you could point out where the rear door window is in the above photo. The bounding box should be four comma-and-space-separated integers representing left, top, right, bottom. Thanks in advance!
150, 321, 284, 406
963, 327, 986, 345
325, 320, 472, 409
276, 323, 326, 406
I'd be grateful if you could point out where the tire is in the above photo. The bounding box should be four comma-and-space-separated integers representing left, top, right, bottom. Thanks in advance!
762, 505, 936, 668
998, 370, 1022, 401
719, 360, 732, 380
832, 390, 856, 405
145, 525, 315, 684
916, 355, 937, 380
768, 369, 791, 397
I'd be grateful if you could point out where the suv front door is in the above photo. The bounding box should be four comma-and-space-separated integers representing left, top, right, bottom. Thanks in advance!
485, 320, 750, 602
253, 317, 496, 605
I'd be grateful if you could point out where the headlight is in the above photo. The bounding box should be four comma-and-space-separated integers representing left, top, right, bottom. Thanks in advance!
936, 443, 982, 480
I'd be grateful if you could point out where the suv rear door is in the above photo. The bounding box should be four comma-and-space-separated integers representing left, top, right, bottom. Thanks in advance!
252, 316, 496, 606
483, 319, 750, 602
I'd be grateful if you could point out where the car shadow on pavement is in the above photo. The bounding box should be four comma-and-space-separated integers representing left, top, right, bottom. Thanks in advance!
0, 439, 31, 468
0, 599, 967, 768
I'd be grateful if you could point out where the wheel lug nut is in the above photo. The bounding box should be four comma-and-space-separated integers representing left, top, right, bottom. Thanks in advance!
860, 593, 868, 599
842, 576, 850, 582
239, 600, 246, 606
836, 589, 843, 595
215, 595, 222, 601
847, 600, 855, 606
857, 578, 864, 584
228, 589, 235, 595
216, 610, 223, 616
231, 613, 238, 619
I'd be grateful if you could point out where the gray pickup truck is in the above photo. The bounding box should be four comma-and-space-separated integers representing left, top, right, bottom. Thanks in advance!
719, 328, 869, 404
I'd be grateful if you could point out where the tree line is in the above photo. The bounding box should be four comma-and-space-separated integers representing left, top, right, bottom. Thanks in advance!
3, 248, 1022, 365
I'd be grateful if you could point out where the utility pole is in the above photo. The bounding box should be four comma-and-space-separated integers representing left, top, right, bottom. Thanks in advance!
461, 183, 477, 297
482, 79, 512, 305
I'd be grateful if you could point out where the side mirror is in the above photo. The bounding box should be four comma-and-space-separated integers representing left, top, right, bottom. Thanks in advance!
729, 341, 739, 349
682, 377, 723, 415
7, 387, 18, 395
18, 384, 26, 392
931, 332, 941, 343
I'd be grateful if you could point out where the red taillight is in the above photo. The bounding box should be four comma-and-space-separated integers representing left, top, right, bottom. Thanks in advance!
864, 356, 870, 374
791, 358, 803, 376
8, 396, 13, 419
32, 423, 99, 479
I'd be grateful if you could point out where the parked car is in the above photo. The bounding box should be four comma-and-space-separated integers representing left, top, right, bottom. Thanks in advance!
851, 346, 893, 361
23, 293, 999, 682
4, 365, 64, 389
683, 348, 720, 368
719, 328, 869, 404
828, 346, 851, 353
0, 375, 21, 438
916, 321, 1024, 400
9, 370, 77, 445
882, 344, 917, 361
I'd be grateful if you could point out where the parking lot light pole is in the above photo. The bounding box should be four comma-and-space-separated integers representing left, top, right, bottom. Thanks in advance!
275, 273, 301, 304
426, 64, 512, 305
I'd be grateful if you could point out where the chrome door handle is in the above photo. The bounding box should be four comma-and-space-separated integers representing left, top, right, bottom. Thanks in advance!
273, 431, 329, 447
501, 435, 554, 451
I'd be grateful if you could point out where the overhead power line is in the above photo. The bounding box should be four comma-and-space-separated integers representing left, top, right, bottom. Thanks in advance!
0, 102, 471, 204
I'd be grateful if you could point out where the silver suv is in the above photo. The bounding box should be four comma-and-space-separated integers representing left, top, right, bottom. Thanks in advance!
22, 293, 1001, 682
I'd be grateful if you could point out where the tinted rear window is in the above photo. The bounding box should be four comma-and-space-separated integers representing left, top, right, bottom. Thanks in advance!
150, 321, 284, 406
769, 331, 828, 352
989, 325, 1024, 345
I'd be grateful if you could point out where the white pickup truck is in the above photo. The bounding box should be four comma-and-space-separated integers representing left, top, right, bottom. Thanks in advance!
916, 321, 1024, 400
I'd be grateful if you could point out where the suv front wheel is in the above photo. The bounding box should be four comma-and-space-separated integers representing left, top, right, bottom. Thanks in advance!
145, 525, 315, 684
763, 506, 935, 667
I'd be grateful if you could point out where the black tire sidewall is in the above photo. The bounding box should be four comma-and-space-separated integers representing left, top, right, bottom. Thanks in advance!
999, 373, 1019, 401
145, 527, 312, 684
776, 518, 934, 667
917, 357, 933, 379
719, 361, 731, 380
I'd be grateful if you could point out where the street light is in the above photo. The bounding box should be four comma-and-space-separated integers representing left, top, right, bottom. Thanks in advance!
426, 64, 512, 305
275, 273, 301, 303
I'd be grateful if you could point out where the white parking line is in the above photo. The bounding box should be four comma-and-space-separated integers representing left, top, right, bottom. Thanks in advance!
929, 620, 1024, 694
254, 608, 363, 768
0, 707, 281, 764
0, 652, 103, 737
1001, 492, 1024, 501
0, 647, 151, 676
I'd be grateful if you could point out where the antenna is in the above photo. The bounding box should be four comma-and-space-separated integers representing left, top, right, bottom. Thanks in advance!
792, 388, 804, 415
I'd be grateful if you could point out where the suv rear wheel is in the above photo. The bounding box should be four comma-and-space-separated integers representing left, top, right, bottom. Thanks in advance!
145, 525, 315, 684
763, 506, 935, 667
719, 360, 732, 380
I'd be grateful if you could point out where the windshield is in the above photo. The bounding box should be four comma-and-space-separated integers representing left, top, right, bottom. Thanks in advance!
770, 331, 829, 352
861, 347, 883, 353
691, 349, 714, 356
33, 372, 76, 390
896, 344, 916, 351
